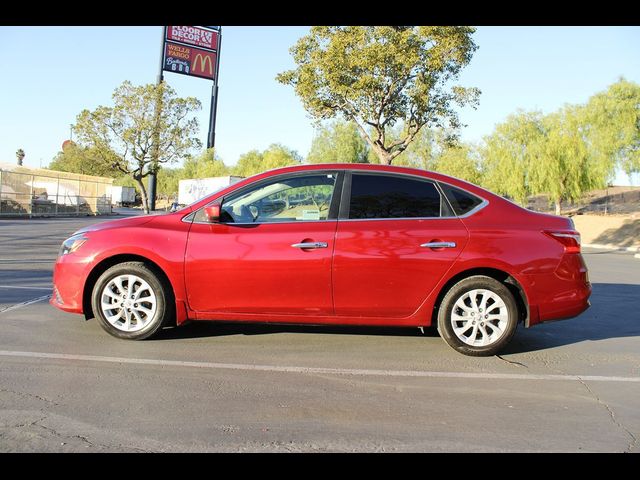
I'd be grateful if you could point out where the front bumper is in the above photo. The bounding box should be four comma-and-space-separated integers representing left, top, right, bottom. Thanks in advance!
50, 255, 92, 314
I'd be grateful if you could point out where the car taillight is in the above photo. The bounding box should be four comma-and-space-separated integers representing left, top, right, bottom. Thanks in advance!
544, 231, 581, 254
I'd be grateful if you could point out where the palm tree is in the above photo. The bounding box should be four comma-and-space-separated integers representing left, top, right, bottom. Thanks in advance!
16, 149, 25, 166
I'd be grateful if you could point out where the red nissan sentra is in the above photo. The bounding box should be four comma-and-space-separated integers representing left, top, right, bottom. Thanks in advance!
51, 164, 591, 356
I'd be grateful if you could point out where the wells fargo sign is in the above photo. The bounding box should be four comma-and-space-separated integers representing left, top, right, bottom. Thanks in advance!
166, 26, 218, 51
163, 42, 217, 80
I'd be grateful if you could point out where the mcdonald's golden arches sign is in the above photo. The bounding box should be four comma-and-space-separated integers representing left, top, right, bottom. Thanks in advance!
163, 43, 217, 80
162, 26, 219, 81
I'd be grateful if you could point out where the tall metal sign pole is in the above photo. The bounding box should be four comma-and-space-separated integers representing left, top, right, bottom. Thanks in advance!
148, 26, 167, 212
207, 27, 222, 149
149, 25, 222, 211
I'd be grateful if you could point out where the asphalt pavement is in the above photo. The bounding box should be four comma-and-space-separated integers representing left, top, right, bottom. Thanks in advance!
0, 214, 638, 452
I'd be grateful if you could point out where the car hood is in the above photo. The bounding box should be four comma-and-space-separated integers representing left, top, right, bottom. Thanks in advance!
74, 214, 157, 235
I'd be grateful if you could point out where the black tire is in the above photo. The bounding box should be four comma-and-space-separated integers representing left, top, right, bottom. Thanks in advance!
437, 275, 518, 356
91, 261, 172, 340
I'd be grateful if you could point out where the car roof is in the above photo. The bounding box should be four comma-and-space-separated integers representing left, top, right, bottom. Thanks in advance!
259, 163, 487, 195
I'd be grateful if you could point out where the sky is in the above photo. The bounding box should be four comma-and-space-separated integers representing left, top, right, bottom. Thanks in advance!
0, 26, 639, 184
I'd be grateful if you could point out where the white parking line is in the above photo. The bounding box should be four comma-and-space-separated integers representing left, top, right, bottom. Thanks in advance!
0, 286, 52, 290
0, 350, 638, 383
0, 295, 51, 314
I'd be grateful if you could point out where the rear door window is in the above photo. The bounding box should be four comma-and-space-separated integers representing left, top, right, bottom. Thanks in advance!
348, 174, 445, 219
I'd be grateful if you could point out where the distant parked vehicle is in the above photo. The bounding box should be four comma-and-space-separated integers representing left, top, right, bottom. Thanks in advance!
178, 176, 243, 207
110, 186, 136, 207
51, 164, 591, 356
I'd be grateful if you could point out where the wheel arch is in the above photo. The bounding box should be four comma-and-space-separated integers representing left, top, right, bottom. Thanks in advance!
431, 267, 530, 327
82, 254, 178, 325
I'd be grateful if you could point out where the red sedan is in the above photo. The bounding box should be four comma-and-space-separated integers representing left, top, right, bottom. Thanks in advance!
51, 164, 591, 356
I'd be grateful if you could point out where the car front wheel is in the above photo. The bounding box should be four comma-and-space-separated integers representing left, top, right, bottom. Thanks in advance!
437, 275, 518, 356
91, 262, 171, 340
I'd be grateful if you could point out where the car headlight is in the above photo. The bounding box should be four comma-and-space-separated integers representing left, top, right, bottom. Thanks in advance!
59, 234, 88, 256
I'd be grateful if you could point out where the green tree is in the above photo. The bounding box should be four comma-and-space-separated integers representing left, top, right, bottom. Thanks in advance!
182, 148, 229, 179
49, 143, 116, 177
233, 144, 301, 177
307, 120, 369, 164
233, 150, 264, 177
73, 81, 202, 213
263, 143, 302, 170
277, 26, 480, 165
481, 111, 544, 204
528, 106, 606, 215
433, 142, 483, 185
582, 78, 640, 178
156, 167, 182, 199
391, 127, 437, 169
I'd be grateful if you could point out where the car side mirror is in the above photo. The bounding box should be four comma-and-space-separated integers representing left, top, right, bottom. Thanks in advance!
204, 204, 222, 223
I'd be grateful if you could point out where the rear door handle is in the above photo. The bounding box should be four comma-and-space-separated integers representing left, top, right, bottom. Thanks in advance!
291, 242, 328, 249
420, 242, 457, 249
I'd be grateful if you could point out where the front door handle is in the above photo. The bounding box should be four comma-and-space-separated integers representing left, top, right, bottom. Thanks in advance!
420, 241, 457, 249
291, 242, 328, 249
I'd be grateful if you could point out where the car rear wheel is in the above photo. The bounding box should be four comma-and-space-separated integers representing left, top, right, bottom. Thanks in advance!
91, 262, 171, 340
437, 275, 518, 356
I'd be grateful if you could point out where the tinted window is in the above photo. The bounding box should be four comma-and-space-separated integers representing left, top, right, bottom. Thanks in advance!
348, 174, 442, 219
440, 184, 483, 216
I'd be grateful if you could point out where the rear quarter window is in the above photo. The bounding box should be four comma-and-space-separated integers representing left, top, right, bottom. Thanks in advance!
439, 183, 484, 216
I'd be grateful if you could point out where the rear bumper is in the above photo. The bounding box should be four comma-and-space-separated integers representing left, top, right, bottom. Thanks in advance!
525, 253, 591, 327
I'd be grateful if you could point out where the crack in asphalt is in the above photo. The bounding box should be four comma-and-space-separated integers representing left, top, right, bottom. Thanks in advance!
535, 355, 638, 453
14, 415, 48, 429
32, 418, 152, 452
577, 379, 638, 453
495, 355, 529, 368
537, 354, 638, 453
33, 420, 99, 449
0, 388, 59, 406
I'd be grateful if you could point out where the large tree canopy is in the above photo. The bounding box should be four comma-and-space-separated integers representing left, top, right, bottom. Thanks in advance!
73, 81, 202, 213
277, 26, 480, 165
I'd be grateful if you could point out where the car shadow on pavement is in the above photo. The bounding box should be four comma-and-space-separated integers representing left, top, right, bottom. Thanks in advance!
154, 283, 639, 354
155, 322, 435, 341
503, 283, 640, 354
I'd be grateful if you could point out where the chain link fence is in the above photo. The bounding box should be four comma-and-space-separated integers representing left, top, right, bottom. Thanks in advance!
0, 164, 114, 217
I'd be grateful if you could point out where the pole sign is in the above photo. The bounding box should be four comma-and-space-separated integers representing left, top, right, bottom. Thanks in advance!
166, 26, 219, 51
164, 43, 217, 80
159, 25, 222, 150
162, 26, 220, 81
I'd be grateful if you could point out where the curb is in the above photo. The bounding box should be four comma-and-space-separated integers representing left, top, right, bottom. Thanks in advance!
583, 243, 640, 253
